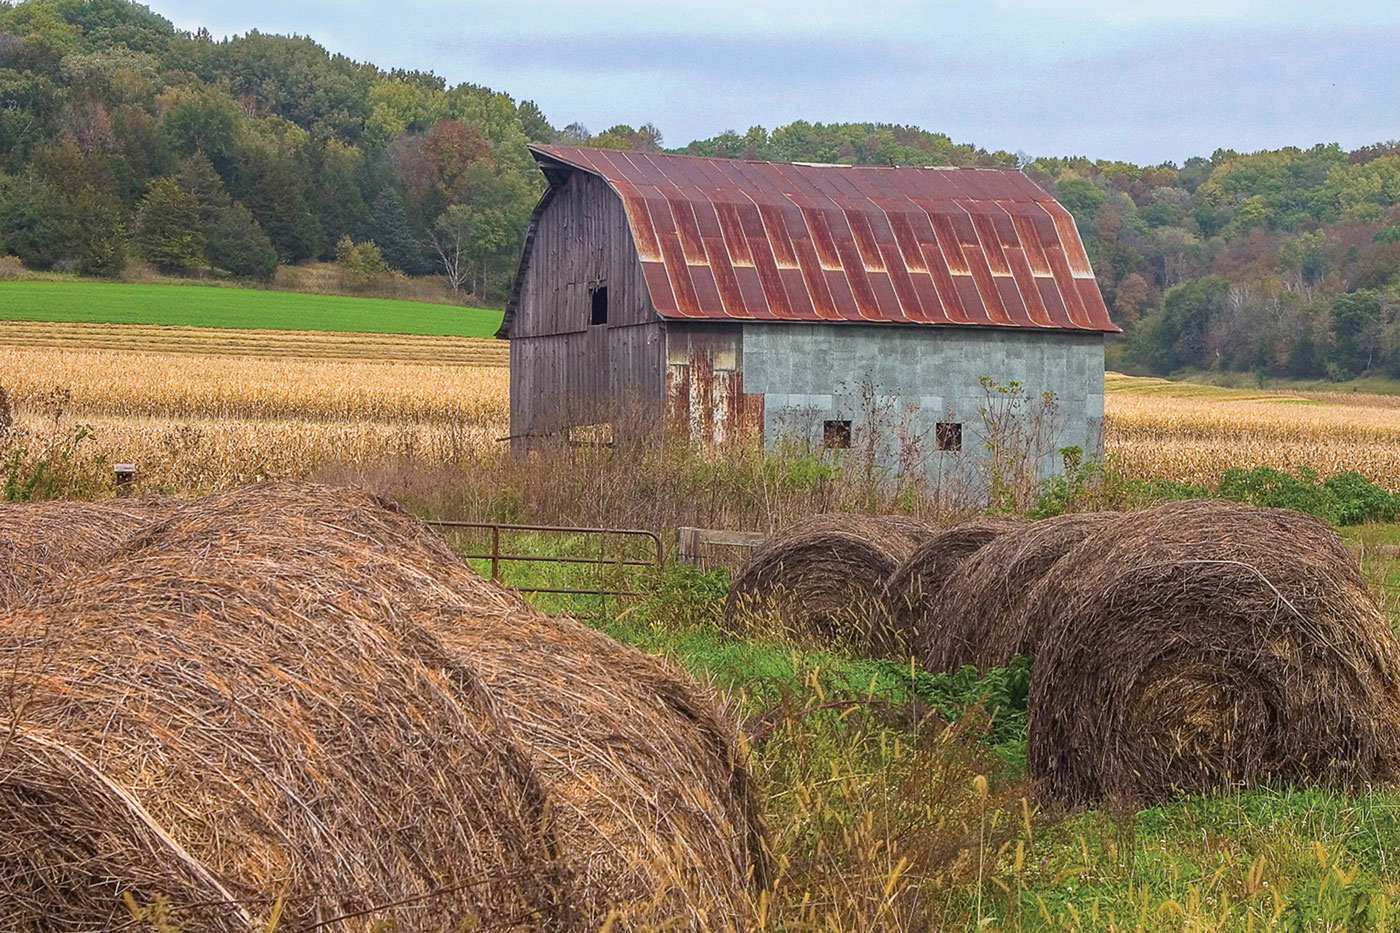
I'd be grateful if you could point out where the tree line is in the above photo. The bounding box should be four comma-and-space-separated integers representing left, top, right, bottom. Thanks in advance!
3, 0, 1400, 381
0, 0, 549, 298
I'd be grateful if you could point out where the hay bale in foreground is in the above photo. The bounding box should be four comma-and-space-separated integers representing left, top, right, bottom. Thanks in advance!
724, 513, 933, 656
881, 516, 1025, 663
1025, 499, 1400, 808
158, 481, 768, 931
0, 497, 180, 607
439, 606, 766, 930
925, 512, 1121, 673
0, 481, 766, 931
0, 486, 572, 931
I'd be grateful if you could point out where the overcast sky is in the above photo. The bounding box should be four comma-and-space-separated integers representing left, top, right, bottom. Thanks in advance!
147, 1, 1400, 165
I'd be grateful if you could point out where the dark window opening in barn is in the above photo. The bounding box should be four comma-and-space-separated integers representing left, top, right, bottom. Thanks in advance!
936, 422, 962, 452
590, 286, 609, 325
823, 420, 852, 449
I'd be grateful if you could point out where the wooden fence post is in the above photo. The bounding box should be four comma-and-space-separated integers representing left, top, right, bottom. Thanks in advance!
676, 527, 769, 568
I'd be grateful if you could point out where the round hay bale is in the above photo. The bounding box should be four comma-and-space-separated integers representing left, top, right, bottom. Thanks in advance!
882, 516, 1025, 662
1025, 499, 1400, 808
15, 481, 767, 931
162, 482, 769, 930
925, 512, 1122, 673
724, 513, 933, 655
0, 485, 574, 931
0, 497, 180, 607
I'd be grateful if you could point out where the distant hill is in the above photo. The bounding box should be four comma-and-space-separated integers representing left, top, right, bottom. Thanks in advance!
3, 0, 1400, 379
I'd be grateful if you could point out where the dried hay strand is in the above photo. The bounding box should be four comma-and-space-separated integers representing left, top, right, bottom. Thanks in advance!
0, 497, 180, 607
724, 513, 934, 656
925, 512, 1123, 673
0, 484, 573, 931
882, 516, 1025, 663
1025, 499, 1400, 808
155, 481, 768, 931
437, 605, 766, 931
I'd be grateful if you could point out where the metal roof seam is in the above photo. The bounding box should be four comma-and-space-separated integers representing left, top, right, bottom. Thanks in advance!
738, 187, 802, 320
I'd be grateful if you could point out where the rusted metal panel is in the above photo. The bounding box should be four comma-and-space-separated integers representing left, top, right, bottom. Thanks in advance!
663, 324, 762, 448
528, 145, 1118, 334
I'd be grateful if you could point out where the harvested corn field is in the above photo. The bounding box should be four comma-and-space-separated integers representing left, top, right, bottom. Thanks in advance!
1106, 373, 1400, 488
2, 344, 507, 423
0, 319, 509, 363
2, 323, 511, 491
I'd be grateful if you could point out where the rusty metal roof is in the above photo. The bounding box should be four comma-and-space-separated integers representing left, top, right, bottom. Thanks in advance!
521, 144, 1117, 333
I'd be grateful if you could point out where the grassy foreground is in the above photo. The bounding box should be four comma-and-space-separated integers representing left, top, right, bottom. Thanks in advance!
0, 280, 503, 337
455, 534, 1400, 931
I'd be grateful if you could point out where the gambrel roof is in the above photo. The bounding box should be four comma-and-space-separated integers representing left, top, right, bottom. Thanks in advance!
502, 145, 1118, 335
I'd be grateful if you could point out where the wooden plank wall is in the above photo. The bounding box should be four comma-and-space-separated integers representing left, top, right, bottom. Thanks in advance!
510, 171, 664, 441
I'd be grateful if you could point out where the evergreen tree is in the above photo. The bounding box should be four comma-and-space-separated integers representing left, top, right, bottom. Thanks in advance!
0, 171, 79, 270
71, 185, 127, 276
232, 146, 322, 262
136, 176, 203, 273
176, 152, 231, 229
364, 187, 427, 274
206, 201, 278, 281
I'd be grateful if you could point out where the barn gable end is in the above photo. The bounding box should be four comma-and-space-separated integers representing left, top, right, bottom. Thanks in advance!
506, 169, 665, 443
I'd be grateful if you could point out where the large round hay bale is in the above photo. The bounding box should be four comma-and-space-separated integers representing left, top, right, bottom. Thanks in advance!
882, 516, 1024, 662
164, 481, 769, 931
0, 498, 180, 607
724, 513, 933, 656
925, 512, 1122, 673
7, 481, 766, 931
0, 490, 573, 931
1025, 499, 1400, 808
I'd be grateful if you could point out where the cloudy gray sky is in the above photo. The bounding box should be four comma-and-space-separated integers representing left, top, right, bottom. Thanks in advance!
148, 1, 1400, 165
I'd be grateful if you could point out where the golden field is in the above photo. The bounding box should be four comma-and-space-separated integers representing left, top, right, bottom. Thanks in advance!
1105, 373, 1400, 488
5, 343, 507, 424
10, 323, 1400, 493
6, 327, 510, 491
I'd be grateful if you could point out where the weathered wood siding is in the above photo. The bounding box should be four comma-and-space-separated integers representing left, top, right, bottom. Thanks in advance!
510, 172, 663, 441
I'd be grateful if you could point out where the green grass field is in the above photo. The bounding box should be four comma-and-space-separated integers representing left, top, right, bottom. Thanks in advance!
0, 280, 504, 337
472, 538, 1400, 930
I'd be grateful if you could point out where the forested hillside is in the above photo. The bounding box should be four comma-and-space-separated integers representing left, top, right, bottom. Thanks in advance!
0, 0, 550, 298
3, 0, 1400, 379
